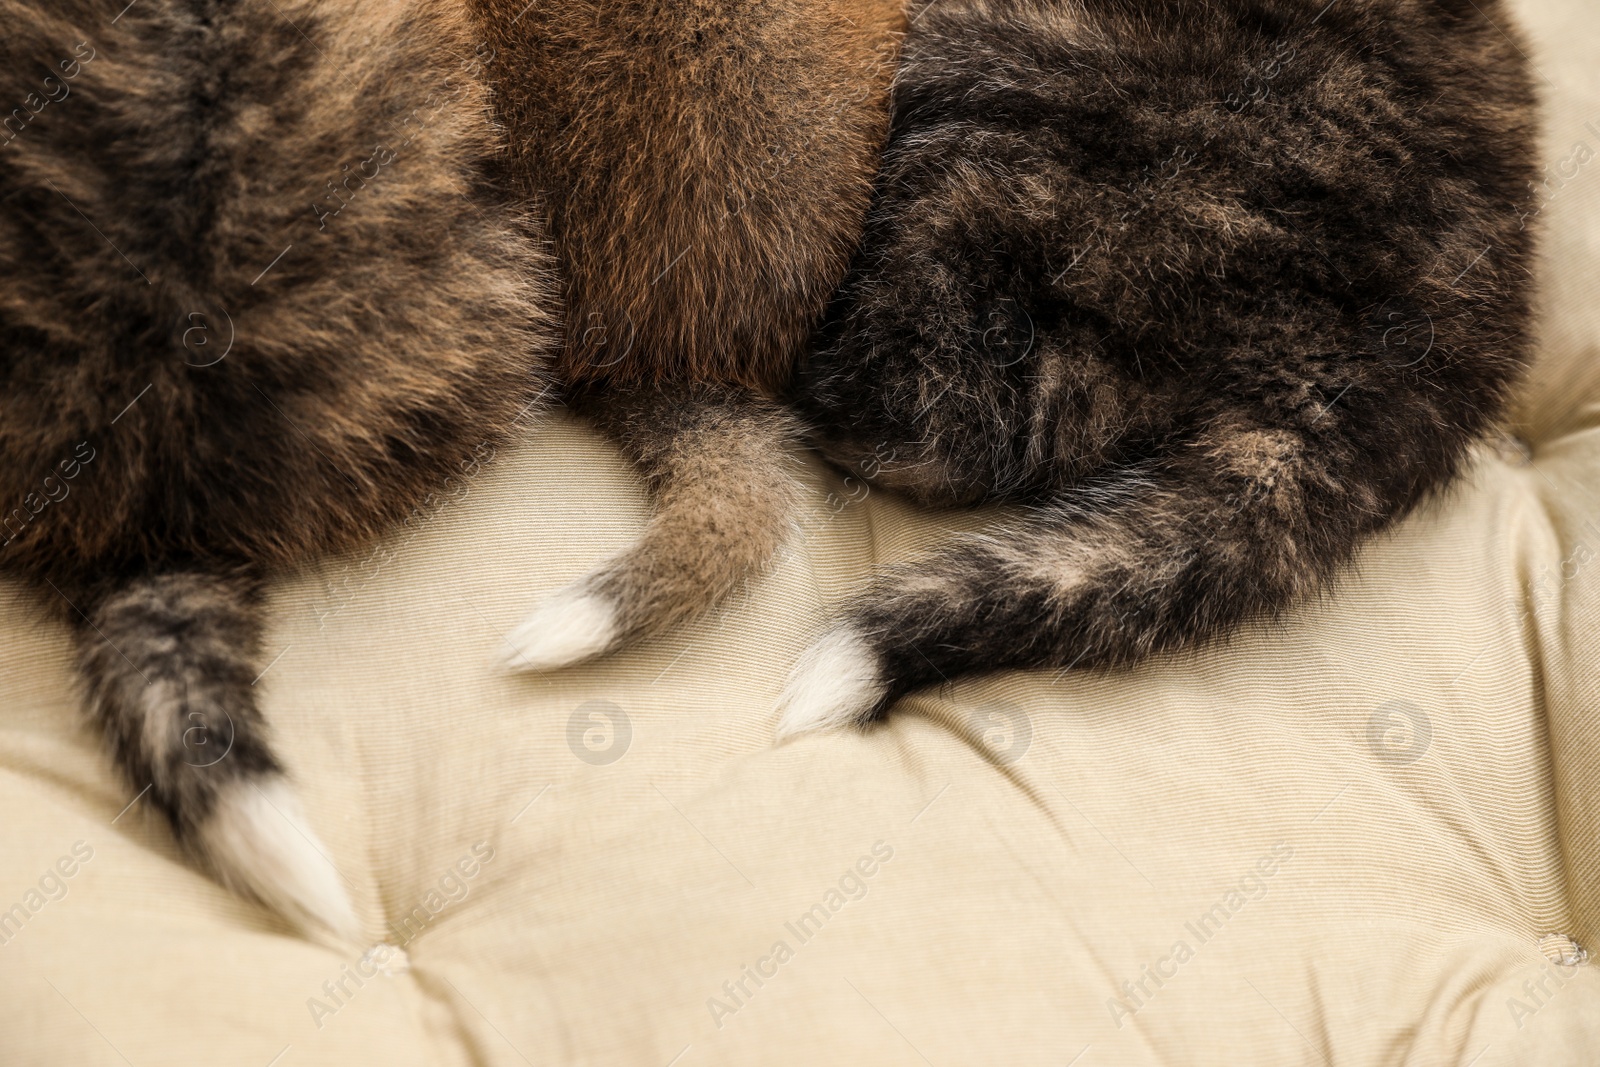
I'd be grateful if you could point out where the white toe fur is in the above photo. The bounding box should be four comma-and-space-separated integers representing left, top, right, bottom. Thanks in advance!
499, 587, 620, 672
197, 777, 360, 944
776, 626, 889, 740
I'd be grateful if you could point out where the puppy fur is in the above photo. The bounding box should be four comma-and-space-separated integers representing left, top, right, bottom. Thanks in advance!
0, 0, 554, 937
472, 0, 904, 668
782, 0, 1540, 733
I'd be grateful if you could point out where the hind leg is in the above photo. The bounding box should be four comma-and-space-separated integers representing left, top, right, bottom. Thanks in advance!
78, 571, 358, 943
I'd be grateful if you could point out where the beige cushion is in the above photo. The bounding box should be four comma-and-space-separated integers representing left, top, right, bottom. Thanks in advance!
5, 0, 1600, 1061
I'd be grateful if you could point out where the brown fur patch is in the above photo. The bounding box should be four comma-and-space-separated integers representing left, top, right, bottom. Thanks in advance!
0, 0, 554, 587
574, 384, 805, 641
0, 0, 555, 933
469, 0, 905, 391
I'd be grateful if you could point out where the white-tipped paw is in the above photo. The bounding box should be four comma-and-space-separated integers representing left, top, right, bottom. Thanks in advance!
498, 587, 620, 672
198, 777, 360, 945
775, 627, 889, 741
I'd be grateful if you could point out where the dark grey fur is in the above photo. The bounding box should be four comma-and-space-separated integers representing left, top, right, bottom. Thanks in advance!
82, 574, 273, 839
793, 0, 1539, 718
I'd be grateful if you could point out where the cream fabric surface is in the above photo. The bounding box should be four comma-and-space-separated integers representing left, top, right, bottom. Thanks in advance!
5, 0, 1600, 1063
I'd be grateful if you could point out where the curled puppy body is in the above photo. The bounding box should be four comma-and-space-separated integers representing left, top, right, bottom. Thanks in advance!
470, 0, 904, 670
781, 0, 1539, 734
0, 0, 554, 939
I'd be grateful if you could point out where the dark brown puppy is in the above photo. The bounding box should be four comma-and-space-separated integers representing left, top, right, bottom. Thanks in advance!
780, 0, 1540, 733
0, 0, 554, 939
471, 0, 904, 669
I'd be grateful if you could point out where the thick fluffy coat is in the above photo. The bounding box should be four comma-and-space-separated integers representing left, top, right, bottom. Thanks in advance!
781, 0, 1540, 732
0, 0, 553, 938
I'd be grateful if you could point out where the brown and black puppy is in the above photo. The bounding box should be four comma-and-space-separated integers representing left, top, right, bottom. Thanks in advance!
471, 0, 904, 669
779, 0, 1540, 732
0, 0, 554, 939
